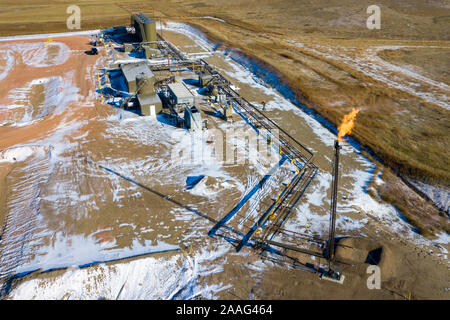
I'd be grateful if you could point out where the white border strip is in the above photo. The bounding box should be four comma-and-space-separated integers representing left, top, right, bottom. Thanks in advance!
0, 30, 101, 43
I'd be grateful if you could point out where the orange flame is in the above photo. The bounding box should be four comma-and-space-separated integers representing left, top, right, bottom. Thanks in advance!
337, 108, 360, 142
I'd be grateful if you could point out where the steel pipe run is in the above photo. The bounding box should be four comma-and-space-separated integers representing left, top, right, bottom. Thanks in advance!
157, 32, 326, 261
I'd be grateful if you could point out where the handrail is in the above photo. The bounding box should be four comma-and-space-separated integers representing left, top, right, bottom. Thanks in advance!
159, 33, 321, 254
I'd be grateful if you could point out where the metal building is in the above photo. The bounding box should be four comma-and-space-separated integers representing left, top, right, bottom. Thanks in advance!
167, 82, 195, 111
184, 106, 203, 132
119, 61, 162, 116
121, 61, 154, 93
131, 13, 157, 48
137, 93, 162, 117
135, 72, 162, 116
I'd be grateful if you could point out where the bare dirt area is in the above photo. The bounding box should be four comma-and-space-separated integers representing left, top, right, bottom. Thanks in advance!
0, 1, 449, 300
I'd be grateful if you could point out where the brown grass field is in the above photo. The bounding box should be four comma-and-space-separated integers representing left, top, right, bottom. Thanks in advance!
0, 0, 449, 235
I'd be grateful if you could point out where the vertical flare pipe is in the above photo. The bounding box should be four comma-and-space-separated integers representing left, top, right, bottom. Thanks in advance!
328, 140, 340, 262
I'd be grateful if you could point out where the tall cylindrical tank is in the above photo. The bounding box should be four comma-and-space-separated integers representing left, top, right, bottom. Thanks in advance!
144, 21, 157, 48
136, 73, 155, 95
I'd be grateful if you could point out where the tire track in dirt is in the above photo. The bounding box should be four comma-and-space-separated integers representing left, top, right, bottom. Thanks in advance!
0, 148, 51, 284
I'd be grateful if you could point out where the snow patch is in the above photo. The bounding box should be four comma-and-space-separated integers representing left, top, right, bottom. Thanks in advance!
0, 49, 14, 81
201, 16, 227, 23
9, 244, 231, 300
0, 30, 100, 43
158, 21, 215, 54
1, 74, 79, 127
0, 146, 37, 163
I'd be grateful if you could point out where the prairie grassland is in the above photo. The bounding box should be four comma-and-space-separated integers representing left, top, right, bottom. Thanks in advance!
378, 48, 450, 85
190, 19, 450, 184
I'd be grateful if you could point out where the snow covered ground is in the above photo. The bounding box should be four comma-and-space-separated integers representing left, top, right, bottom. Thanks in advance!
9, 246, 230, 300
408, 179, 450, 215
1, 75, 79, 127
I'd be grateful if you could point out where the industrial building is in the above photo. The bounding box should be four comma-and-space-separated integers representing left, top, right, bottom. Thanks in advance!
119, 61, 162, 116
135, 72, 162, 116
121, 61, 154, 93
131, 13, 157, 48
184, 105, 203, 132
137, 93, 162, 116
167, 82, 195, 111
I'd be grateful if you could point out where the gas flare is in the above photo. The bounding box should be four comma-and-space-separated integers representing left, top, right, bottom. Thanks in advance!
337, 108, 360, 142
